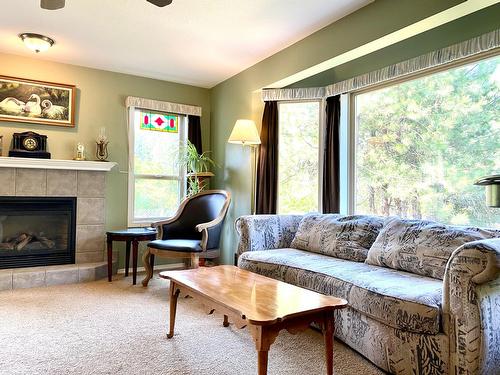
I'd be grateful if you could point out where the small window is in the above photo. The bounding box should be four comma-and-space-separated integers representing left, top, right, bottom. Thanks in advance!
354, 55, 500, 228
278, 101, 321, 214
128, 108, 186, 226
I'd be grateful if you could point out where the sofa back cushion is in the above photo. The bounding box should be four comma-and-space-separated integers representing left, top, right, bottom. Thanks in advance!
365, 217, 500, 279
291, 214, 385, 261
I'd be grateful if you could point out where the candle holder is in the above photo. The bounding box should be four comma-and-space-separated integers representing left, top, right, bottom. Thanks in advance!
96, 140, 109, 161
95, 127, 109, 161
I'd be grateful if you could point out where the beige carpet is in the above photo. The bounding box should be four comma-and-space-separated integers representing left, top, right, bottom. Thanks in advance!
0, 274, 385, 375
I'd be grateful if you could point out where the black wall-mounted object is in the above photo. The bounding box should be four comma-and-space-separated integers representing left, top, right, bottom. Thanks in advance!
9, 131, 51, 159
474, 175, 500, 208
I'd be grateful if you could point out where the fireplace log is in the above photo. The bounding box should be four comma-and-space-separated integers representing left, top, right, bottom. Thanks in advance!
35, 235, 56, 249
14, 233, 33, 251
0, 242, 15, 250
0, 233, 56, 251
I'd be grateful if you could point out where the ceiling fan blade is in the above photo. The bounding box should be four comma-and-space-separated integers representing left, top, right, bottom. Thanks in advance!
40, 0, 65, 10
146, 0, 173, 7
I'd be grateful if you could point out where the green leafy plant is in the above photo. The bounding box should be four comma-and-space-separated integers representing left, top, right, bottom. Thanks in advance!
187, 177, 203, 196
177, 141, 218, 196
177, 140, 217, 173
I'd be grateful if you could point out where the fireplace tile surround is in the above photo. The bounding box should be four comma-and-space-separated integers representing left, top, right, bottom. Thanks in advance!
0, 158, 117, 290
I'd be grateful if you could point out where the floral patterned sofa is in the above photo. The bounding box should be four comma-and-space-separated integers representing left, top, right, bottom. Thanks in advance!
235, 214, 500, 375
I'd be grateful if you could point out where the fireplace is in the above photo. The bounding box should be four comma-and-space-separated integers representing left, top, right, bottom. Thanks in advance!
0, 197, 76, 269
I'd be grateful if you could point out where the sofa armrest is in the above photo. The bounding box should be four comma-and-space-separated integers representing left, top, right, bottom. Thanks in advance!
442, 238, 500, 374
235, 214, 303, 256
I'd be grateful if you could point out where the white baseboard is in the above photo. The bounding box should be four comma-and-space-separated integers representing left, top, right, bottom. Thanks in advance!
117, 262, 184, 275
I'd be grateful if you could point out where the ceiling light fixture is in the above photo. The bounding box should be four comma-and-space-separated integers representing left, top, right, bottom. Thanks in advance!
19, 33, 55, 53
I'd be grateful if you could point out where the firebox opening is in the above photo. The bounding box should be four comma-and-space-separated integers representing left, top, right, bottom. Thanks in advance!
0, 197, 76, 269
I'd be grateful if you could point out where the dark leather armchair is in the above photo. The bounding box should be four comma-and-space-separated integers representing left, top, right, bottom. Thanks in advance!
141, 190, 231, 286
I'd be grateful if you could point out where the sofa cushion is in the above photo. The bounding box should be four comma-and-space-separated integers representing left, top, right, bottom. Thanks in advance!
290, 214, 384, 262
365, 217, 500, 279
239, 248, 443, 334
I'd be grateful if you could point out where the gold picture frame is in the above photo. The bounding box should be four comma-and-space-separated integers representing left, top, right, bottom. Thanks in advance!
0, 75, 76, 127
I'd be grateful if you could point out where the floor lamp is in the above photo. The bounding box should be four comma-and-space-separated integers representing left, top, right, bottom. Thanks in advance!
228, 119, 261, 215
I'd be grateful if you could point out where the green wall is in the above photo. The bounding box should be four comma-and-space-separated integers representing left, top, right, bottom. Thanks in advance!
2, 0, 499, 268
210, 0, 500, 264
0, 53, 210, 268
289, 4, 500, 88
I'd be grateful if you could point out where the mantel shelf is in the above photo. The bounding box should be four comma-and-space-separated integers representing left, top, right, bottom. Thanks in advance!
0, 156, 117, 172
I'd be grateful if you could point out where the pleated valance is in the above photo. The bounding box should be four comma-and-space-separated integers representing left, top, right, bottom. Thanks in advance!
125, 96, 202, 117
262, 29, 499, 101
261, 87, 325, 101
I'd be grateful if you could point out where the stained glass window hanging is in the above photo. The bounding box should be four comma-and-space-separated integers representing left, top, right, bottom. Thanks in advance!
140, 111, 178, 133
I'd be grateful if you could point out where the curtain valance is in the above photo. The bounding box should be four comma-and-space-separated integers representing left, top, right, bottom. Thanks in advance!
261, 87, 325, 101
262, 29, 499, 101
125, 96, 202, 117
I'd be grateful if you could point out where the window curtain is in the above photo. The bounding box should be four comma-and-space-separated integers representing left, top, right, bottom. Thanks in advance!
256, 101, 279, 214
188, 115, 202, 154
322, 95, 340, 213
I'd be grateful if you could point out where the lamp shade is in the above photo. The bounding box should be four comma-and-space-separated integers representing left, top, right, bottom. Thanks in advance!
228, 119, 261, 145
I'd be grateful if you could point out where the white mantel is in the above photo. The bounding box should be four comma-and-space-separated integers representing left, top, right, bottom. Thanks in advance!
0, 157, 116, 171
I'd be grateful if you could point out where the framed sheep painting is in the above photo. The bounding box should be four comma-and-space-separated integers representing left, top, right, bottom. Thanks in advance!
0, 75, 75, 127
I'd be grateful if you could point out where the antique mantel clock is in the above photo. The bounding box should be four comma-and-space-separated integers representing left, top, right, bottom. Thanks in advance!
9, 131, 51, 159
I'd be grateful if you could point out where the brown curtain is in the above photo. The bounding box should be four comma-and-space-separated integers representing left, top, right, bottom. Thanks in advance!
188, 115, 202, 154
256, 101, 279, 214
322, 95, 340, 213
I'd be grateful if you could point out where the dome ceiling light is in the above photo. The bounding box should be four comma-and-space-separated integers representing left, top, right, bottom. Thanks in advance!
19, 33, 55, 53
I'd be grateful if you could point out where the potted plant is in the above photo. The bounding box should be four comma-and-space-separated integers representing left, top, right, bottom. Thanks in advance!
177, 141, 218, 196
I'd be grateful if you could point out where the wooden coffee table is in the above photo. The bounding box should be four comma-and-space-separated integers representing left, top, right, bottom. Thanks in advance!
159, 265, 347, 375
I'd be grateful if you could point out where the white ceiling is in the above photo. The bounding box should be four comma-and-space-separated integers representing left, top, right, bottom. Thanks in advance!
0, 0, 372, 88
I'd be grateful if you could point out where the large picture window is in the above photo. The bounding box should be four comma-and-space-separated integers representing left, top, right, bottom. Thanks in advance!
128, 108, 186, 226
354, 54, 499, 228
278, 101, 321, 214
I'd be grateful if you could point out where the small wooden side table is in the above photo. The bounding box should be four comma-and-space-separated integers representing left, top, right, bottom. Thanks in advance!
106, 228, 157, 285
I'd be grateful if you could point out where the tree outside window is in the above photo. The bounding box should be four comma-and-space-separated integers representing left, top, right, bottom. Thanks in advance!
355, 55, 499, 228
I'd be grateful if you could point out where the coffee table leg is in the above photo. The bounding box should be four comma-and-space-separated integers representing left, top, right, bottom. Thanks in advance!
106, 238, 113, 282
223, 315, 229, 327
125, 241, 131, 277
250, 325, 278, 375
132, 240, 138, 285
322, 316, 335, 375
167, 282, 180, 339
